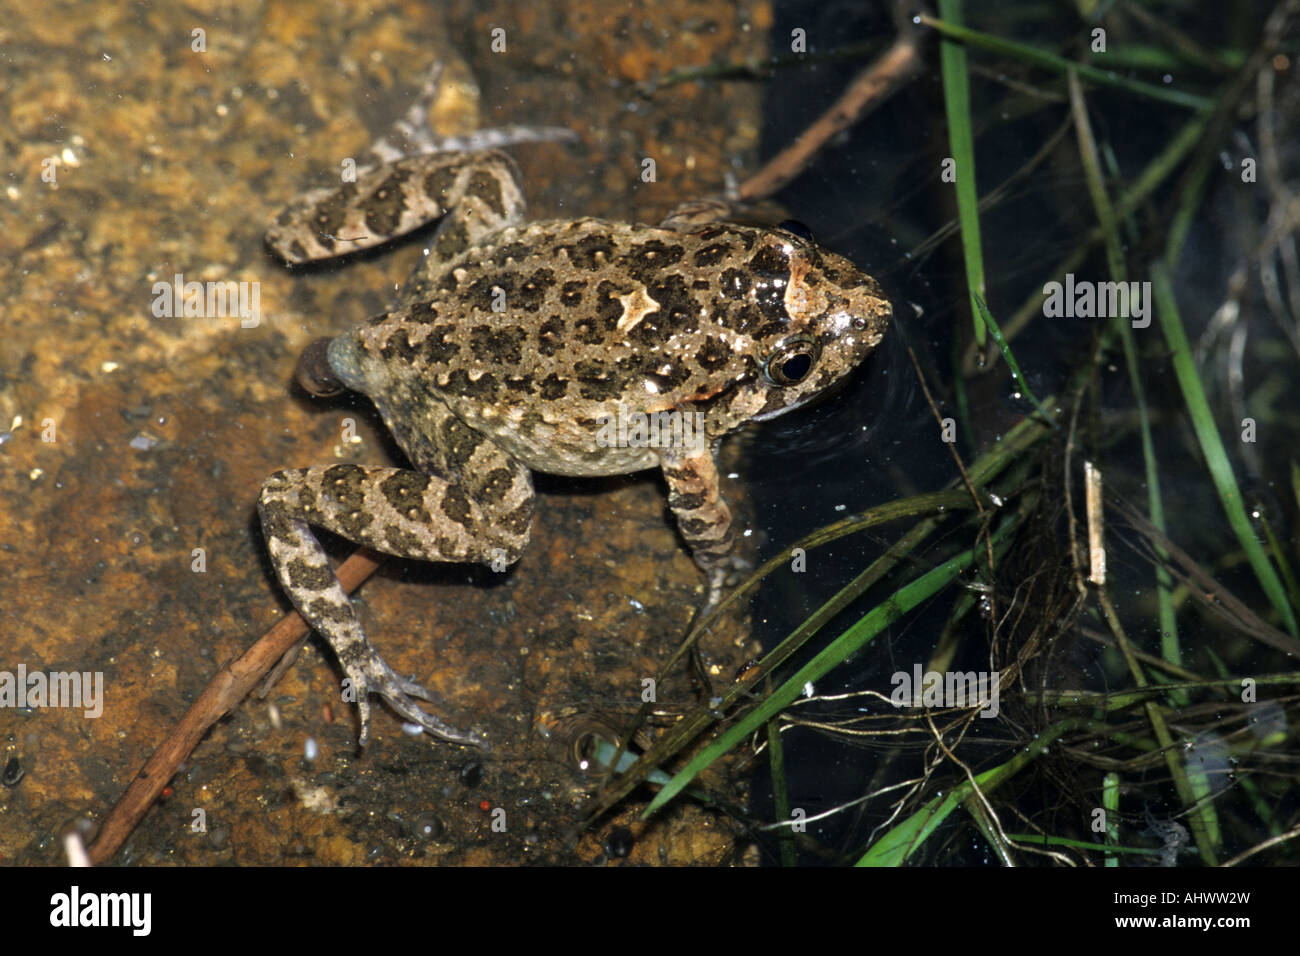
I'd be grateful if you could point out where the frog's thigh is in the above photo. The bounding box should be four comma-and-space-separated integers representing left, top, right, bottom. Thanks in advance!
658, 446, 735, 572
260, 461, 534, 567
258, 461, 527, 746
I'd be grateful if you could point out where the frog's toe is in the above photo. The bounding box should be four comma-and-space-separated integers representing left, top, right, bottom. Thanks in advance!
723, 555, 753, 585
355, 694, 375, 750
366, 659, 490, 750
393, 672, 439, 702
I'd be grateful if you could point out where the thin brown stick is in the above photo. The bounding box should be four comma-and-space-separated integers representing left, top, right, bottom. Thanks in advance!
1220, 822, 1300, 866
86, 550, 382, 865
737, 9, 926, 201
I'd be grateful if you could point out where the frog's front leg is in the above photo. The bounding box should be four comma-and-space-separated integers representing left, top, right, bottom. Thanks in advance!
658, 443, 740, 608
257, 455, 533, 748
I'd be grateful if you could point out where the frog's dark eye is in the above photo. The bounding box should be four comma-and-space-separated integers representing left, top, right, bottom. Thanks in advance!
762, 335, 820, 386
778, 219, 815, 244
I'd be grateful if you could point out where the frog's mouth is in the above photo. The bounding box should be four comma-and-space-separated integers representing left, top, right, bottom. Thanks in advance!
749, 363, 859, 422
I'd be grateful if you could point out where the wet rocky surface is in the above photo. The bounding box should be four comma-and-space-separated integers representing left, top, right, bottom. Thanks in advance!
0, 0, 770, 865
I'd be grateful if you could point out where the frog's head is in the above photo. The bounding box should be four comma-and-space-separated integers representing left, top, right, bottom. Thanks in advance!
701, 223, 891, 435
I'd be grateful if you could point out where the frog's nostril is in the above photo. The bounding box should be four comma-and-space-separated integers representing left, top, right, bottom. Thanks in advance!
295, 337, 346, 397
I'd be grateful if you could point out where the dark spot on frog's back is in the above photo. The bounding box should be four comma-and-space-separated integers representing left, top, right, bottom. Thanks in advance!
504, 373, 534, 395
629, 274, 696, 344
727, 303, 763, 334
559, 279, 585, 307
379, 328, 418, 362
470, 324, 526, 364
719, 267, 751, 299
574, 360, 623, 400
595, 279, 634, 328
442, 368, 498, 399
490, 241, 531, 266
563, 233, 616, 270
465, 273, 514, 311
538, 372, 569, 400
747, 243, 790, 280
692, 241, 732, 268
622, 238, 685, 279
696, 336, 732, 371
420, 325, 461, 364
748, 245, 791, 319
537, 316, 565, 356
362, 166, 414, 238
517, 267, 556, 311
573, 316, 604, 345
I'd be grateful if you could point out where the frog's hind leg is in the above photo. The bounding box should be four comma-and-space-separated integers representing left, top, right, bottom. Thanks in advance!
266, 54, 569, 265
657, 196, 789, 232
266, 149, 527, 265
257, 448, 533, 749
658, 443, 741, 609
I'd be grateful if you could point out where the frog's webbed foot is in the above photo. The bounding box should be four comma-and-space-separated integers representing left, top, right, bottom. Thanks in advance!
258, 460, 534, 750
703, 553, 754, 610
343, 644, 489, 750
369, 58, 577, 164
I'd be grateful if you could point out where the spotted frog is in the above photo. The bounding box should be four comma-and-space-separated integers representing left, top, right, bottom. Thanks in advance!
260, 147, 891, 749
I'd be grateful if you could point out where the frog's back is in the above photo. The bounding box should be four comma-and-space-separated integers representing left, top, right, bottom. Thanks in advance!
376, 218, 804, 412
340, 216, 887, 476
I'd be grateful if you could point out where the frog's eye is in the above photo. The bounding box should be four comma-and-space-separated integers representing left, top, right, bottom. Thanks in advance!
777, 219, 815, 244
762, 335, 820, 386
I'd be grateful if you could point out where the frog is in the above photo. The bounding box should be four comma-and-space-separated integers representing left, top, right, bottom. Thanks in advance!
260, 145, 892, 751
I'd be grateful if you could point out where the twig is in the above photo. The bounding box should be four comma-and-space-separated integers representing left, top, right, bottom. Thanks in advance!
1220, 822, 1300, 866
86, 550, 382, 865
737, 5, 927, 201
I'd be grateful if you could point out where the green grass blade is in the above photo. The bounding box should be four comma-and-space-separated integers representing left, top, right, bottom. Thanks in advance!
971, 292, 1056, 427
1152, 262, 1298, 636
1067, 68, 1184, 696
856, 720, 1079, 866
766, 716, 797, 866
918, 15, 1215, 111
937, 0, 987, 350
642, 522, 1009, 818
1102, 772, 1120, 867
1007, 833, 1165, 856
